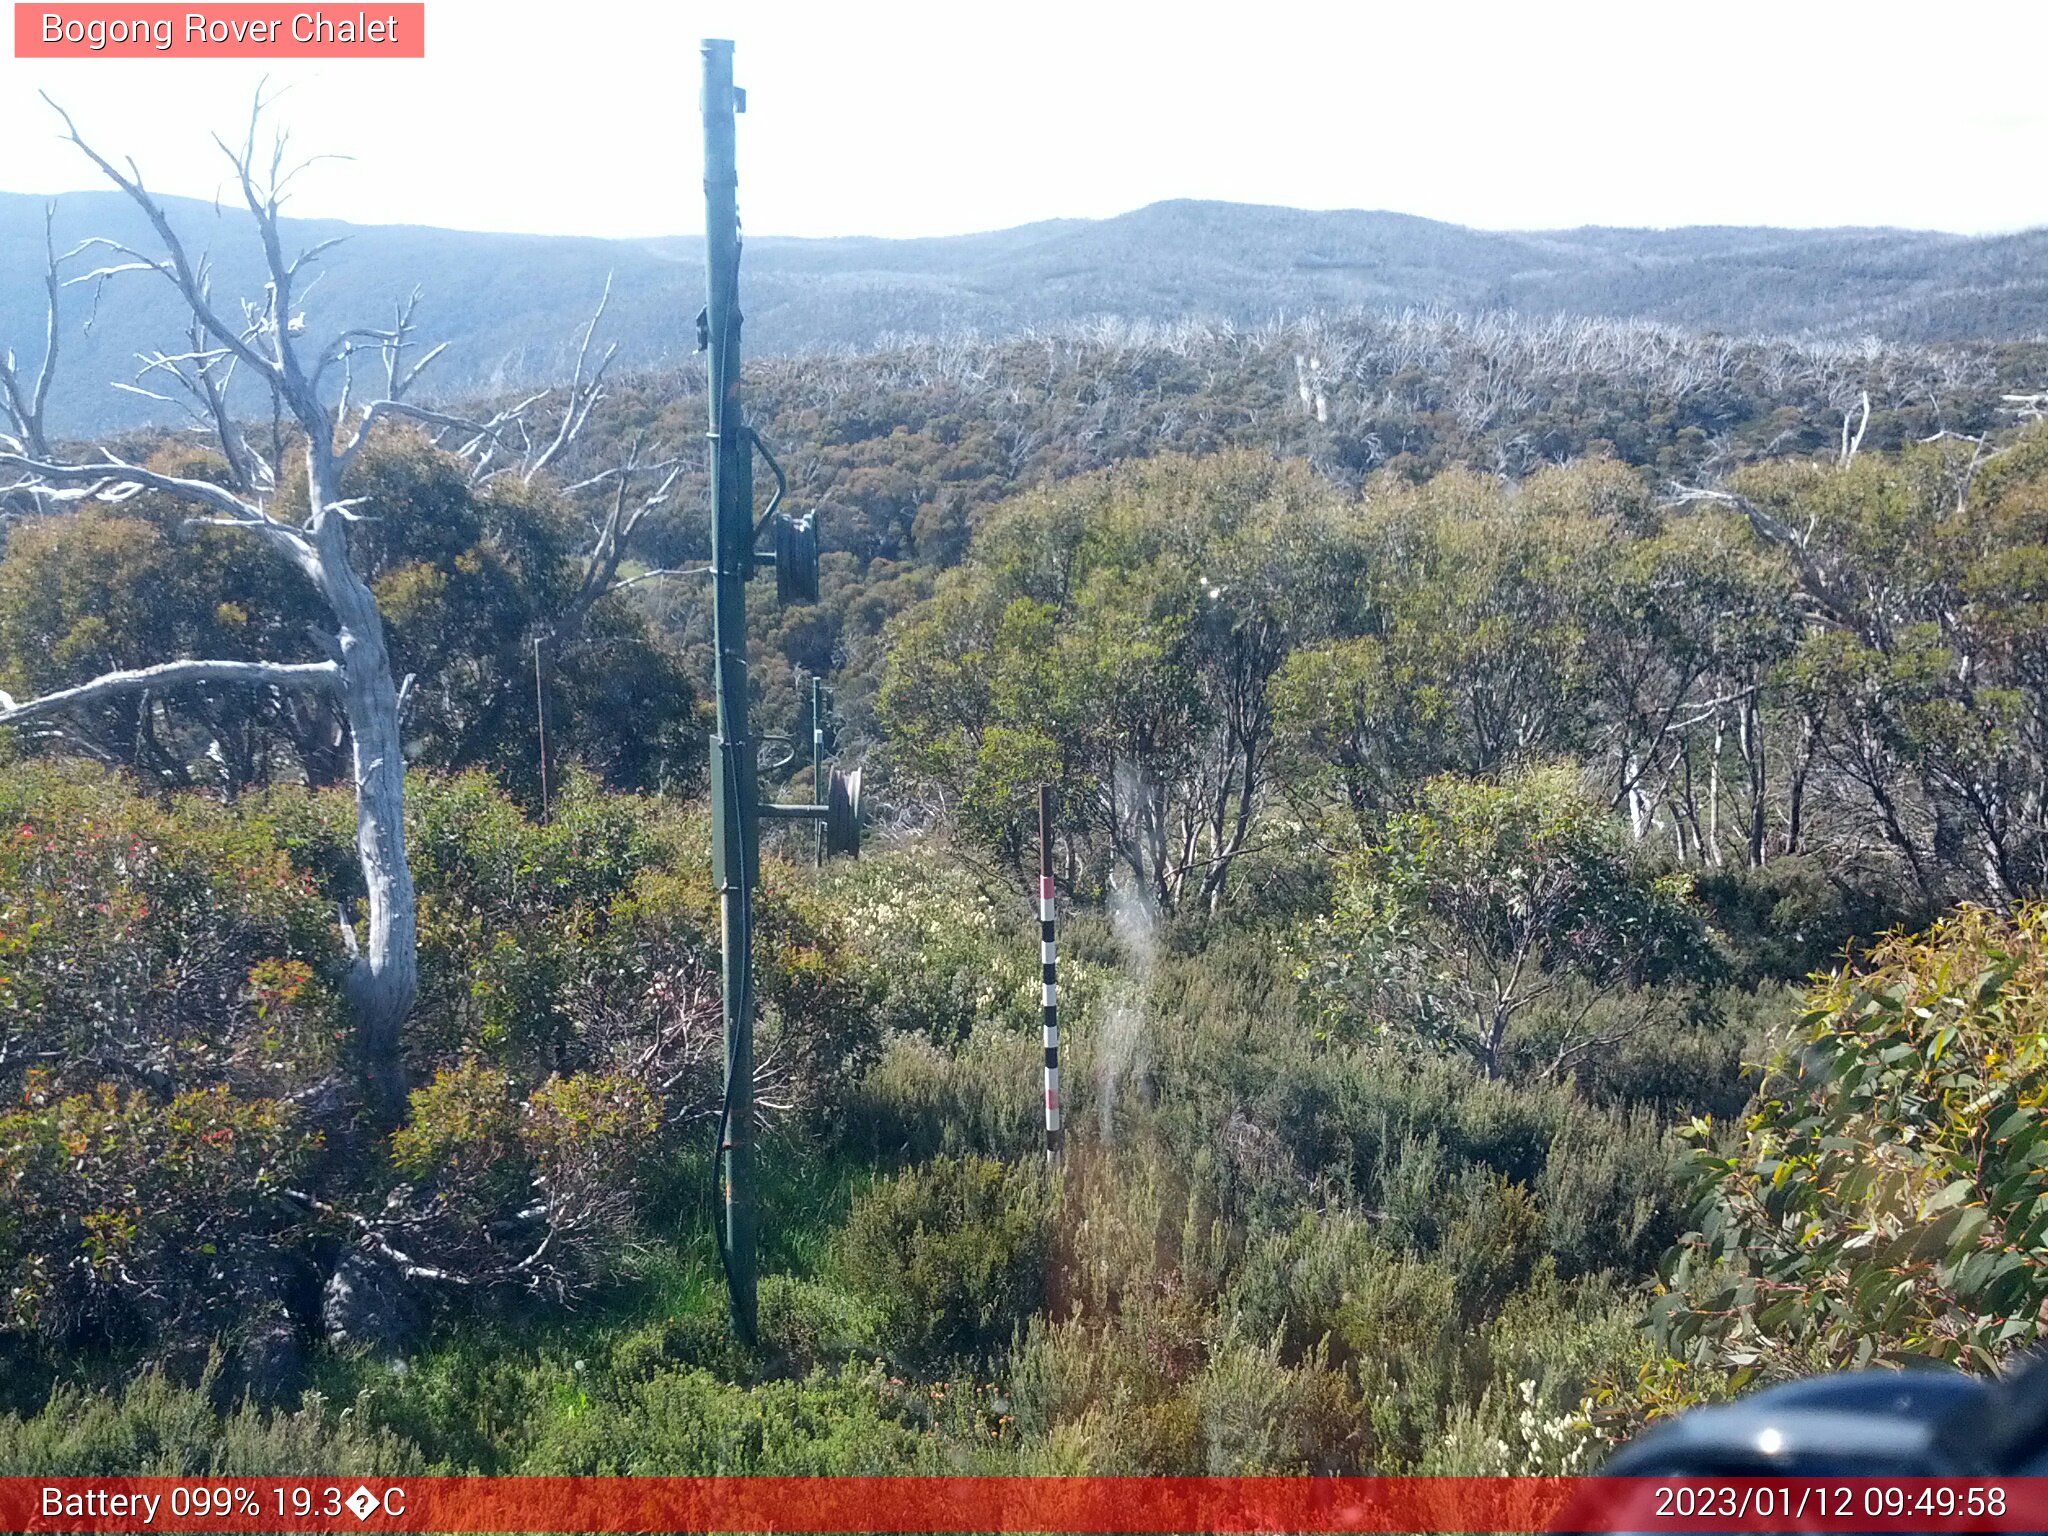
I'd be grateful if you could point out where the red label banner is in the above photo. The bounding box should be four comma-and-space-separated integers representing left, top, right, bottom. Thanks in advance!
2, 1476, 2047, 1533
14, 5, 424, 57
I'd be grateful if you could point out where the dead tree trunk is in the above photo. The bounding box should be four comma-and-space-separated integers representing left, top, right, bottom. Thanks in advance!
317, 513, 417, 1111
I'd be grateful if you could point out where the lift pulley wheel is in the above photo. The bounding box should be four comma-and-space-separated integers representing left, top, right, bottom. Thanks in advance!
775, 511, 820, 605
825, 766, 862, 857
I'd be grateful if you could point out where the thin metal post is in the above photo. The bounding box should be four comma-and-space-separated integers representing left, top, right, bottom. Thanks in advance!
812, 675, 826, 870
533, 634, 550, 821
1039, 785, 1062, 1165
702, 35, 757, 1344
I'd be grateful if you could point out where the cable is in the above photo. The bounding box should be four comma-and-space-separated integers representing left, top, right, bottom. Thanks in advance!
709, 743, 754, 1335
710, 1031, 739, 1314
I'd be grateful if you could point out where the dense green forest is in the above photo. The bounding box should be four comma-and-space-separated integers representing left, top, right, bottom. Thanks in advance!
8, 298, 2048, 1478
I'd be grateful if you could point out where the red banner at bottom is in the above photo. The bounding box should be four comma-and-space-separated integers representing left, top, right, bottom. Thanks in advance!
4, 1475, 2046, 1533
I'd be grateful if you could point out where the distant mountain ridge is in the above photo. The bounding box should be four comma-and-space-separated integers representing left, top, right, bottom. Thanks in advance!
4, 190, 2045, 434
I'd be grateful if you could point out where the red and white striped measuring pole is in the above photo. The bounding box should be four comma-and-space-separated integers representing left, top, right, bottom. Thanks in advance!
1038, 785, 1063, 1165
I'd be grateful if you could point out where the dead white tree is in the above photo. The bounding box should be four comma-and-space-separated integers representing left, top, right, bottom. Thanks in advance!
0, 96, 533, 1116
0, 93, 700, 1132
1838, 389, 1871, 467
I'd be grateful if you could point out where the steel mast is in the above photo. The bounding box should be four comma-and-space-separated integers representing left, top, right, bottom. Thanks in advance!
700, 39, 860, 1343
701, 35, 759, 1344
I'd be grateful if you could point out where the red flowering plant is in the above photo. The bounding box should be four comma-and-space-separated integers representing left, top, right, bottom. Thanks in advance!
0, 1076, 317, 1345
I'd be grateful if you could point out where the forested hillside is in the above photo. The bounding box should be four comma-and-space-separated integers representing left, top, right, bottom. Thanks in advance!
512, 309, 2048, 774
9, 168, 2048, 1477
7, 187, 2048, 434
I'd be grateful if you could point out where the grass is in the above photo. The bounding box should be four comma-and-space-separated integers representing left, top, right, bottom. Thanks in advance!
301, 1131, 885, 1470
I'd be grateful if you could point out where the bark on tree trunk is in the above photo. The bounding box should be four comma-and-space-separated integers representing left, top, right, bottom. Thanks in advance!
1785, 713, 1812, 858
1742, 691, 1768, 869
314, 496, 418, 1119
340, 631, 416, 1116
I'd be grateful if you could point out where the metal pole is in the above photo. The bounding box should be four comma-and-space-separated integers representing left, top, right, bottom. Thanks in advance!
1039, 785, 1062, 1165
702, 36, 757, 1344
812, 675, 826, 870
532, 634, 550, 822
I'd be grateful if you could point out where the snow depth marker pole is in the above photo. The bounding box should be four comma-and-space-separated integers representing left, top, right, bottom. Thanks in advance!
1039, 784, 1062, 1166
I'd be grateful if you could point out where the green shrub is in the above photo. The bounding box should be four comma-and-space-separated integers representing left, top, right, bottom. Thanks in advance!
1008, 1305, 1209, 1473
1659, 903, 2048, 1384
0, 1364, 425, 1475
836, 1156, 1056, 1371
1426, 1263, 1645, 1475
1225, 1208, 1377, 1364
1439, 1168, 1546, 1316
1055, 1138, 1232, 1320
522, 1364, 932, 1474
757, 1274, 878, 1376
1235, 1044, 1679, 1279
1195, 1332, 1360, 1473
324, 1344, 563, 1474
1333, 1249, 1464, 1450
821, 847, 1038, 1042
1692, 855, 1924, 988
846, 1030, 1042, 1161
1553, 989, 1755, 1118
0, 761, 344, 1107
382, 1063, 661, 1297
390, 1061, 524, 1191
1300, 767, 1716, 1080
0, 1079, 315, 1347
405, 769, 658, 1066
1253, 1051, 1545, 1198
607, 1312, 750, 1387
1536, 1106, 1679, 1278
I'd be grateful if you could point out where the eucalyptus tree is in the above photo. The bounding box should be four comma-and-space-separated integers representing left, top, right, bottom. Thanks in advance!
1301, 766, 1713, 1081
1681, 425, 2048, 906
882, 450, 1346, 911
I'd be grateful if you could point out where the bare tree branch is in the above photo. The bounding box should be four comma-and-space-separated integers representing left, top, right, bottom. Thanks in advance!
613, 565, 712, 590
1666, 483, 1851, 626
1839, 389, 1871, 468
558, 436, 688, 632
522, 275, 616, 484
43, 95, 289, 393
336, 399, 522, 479
0, 447, 315, 569
0, 658, 339, 725
0, 204, 61, 459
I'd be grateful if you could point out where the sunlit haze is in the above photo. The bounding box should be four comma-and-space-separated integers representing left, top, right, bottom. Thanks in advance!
2, 0, 2044, 239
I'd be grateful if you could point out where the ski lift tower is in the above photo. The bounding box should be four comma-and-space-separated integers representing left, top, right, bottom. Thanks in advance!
701, 37, 862, 1344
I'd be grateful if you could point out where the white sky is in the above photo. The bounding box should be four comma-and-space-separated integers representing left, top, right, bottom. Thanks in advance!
3, 0, 2045, 240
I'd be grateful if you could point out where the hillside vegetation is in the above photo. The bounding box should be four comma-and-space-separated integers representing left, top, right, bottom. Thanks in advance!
8, 312, 2048, 1472
7, 188, 2048, 433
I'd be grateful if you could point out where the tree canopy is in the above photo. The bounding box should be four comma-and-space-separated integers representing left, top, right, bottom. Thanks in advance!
0, 431, 701, 802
